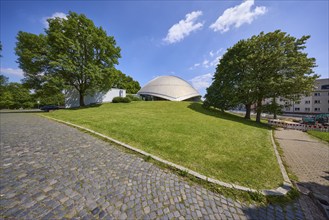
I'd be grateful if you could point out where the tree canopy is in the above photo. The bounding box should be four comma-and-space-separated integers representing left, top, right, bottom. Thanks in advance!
112, 70, 141, 94
0, 74, 65, 109
205, 30, 318, 122
16, 12, 135, 106
0, 76, 34, 109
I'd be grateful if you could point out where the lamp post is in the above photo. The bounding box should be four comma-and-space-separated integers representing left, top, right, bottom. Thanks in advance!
37, 100, 40, 109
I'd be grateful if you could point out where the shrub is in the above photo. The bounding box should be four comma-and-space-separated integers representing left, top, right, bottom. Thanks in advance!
126, 94, 142, 101
121, 97, 131, 103
112, 96, 131, 103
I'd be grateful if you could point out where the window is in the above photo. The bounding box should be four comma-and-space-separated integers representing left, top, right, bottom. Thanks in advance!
314, 108, 321, 112
314, 92, 320, 96
314, 100, 321, 104
294, 108, 300, 111
305, 108, 310, 112
285, 107, 290, 111
321, 84, 329, 90
285, 101, 289, 105
305, 100, 310, 104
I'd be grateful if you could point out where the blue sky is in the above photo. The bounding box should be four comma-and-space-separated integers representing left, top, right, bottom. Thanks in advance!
1, 0, 328, 96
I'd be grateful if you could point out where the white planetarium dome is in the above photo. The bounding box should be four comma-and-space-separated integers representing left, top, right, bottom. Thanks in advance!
137, 76, 201, 101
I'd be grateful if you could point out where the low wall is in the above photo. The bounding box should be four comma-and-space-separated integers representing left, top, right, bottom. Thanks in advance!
268, 119, 329, 132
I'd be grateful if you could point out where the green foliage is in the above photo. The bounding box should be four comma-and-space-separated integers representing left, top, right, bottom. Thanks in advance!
0, 80, 35, 109
0, 90, 14, 109
178, 169, 189, 177
144, 155, 152, 162
0, 74, 9, 92
33, 80, 65, 106
15, 11, 124, 106
15, 32, 49, 89
262, 99, 283, 116
248, 191, 265, 203
113, 70, 141, 94
266, 187, 300, 204
126, 94, 142, 101
112, 96, 131, 103
205, 30, 318, 122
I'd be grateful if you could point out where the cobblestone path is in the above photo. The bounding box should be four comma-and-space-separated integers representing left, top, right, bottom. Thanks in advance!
275, 128, 329, 219
275, 129, 329, 195
1, 113, 307, 219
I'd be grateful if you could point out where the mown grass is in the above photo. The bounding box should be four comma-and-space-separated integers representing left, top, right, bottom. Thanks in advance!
307, 130, 329, 143
43, 101, 283, 189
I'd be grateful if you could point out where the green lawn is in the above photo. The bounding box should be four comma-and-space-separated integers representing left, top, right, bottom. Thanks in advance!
43, 101, 283, 189
307, 130, 329, 143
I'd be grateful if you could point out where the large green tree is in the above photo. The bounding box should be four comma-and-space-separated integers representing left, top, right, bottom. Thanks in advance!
204, 39, 257, 119
0, 81, 33, 109
16, 12, 121, 106
205, 30, 317, 122
112, 70, 141, 94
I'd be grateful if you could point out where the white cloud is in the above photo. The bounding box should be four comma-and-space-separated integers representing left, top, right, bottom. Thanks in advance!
190, 73, 214, 90
163, 11, 203, 44
42, 12, 67, 27
202, 55, 221, 68
0, 68, 24, 77
202, 60, 209, 66
190, 48, 224, 70
189, 63, 201, 70
210, 0, 267, 33
209, 55, 222, 68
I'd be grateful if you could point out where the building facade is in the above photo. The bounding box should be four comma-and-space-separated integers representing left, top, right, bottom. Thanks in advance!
137, 76, 201, 101
266, 78, 329, 114
65, 88, 126, 108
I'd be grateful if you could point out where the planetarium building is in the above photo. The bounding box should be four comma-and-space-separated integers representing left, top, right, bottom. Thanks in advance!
137, 76, 201, 101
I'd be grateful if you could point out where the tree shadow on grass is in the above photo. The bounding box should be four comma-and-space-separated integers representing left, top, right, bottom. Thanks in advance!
64, 103, 103, 111
187, 102, 270, 130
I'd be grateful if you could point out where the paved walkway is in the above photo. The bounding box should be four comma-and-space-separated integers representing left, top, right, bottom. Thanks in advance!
0, 113, 307, 219
275, 128, 329, 219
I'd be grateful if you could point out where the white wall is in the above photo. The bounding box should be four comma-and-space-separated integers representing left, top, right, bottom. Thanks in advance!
65, 88, 126, 108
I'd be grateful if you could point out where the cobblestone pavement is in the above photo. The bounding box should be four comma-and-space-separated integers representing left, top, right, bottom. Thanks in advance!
1, 113, 308, 219
275, 129, 329, 196
275, 128, 329, 219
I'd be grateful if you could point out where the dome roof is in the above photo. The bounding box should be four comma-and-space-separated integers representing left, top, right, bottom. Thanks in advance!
137, 76, 201, 101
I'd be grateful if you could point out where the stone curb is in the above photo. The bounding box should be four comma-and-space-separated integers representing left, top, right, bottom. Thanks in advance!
41, 115, 292, 196
262, 130, 293, 196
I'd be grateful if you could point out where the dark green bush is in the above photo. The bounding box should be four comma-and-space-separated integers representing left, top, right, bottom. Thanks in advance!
126, 94, 142, 101
122, 97, 131, 103
112, 96, 131, 103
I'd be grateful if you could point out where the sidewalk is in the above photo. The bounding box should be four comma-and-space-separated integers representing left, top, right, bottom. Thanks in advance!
275, 128, 329, 219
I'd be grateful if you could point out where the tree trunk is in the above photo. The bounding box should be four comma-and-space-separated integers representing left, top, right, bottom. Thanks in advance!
256, 98, 262, 123
245, 103, 251, 119
79, 91, 85, 107
273, 97, 277, 119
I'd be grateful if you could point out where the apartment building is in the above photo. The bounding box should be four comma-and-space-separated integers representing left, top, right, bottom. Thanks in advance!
277, 78, 329, 114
